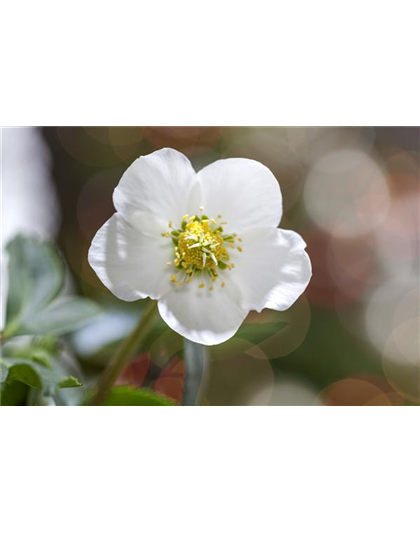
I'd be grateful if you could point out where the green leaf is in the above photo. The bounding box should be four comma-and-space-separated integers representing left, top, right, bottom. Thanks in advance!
105, 386, 175, 406
16, 297, 101, 336
58, 376, 82, 389
5, 236, 64, 336
0, 381, 29, 406
7, 363, 42, 388
0, 360, 9, 384
1, 357, 83, 396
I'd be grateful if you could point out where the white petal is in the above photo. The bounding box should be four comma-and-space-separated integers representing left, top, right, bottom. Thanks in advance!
88, 214, 172, 301
233, 227, 312, 312
113, 148, 200, 235
158, 278, 248, 346
197, 158, 282, 233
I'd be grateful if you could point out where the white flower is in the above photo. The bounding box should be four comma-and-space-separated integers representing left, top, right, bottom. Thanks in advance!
88, 148, 311, 346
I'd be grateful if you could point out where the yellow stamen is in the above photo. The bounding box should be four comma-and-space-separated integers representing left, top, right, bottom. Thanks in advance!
166, 212, 241, 290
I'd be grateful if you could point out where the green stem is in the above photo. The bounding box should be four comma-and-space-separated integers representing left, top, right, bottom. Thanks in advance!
90, 300, 158, 406
183, 341, 208, 406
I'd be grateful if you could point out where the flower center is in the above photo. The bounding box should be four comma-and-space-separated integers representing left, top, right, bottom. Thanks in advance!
161, 210, 242, 290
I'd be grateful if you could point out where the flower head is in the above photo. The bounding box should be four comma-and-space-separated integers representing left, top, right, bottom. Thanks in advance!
88, 148, 311, 345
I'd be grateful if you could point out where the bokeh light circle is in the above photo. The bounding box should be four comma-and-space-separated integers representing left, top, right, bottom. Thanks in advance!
304, 149, 390, 238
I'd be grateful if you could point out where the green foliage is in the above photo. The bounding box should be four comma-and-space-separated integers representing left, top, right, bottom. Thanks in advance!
1, 356, 82, 395
58, 376, 82, 388
0, 236, 98, 405
3, 236, 100, 340
18, 297, 101, 336
183, 340, 207, 406
105, 386, 175, 406
7, 362, 42, 388
5, 236, 64, 333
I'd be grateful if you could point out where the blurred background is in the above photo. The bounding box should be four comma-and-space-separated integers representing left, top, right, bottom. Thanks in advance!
2, 126, 419, 405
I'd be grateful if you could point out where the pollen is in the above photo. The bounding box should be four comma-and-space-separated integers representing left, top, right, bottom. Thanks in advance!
163, 212, 243, 290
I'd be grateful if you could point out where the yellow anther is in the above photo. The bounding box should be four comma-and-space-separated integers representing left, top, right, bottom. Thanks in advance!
237, 246, 243, 252
167, 212, 238, 289
221, 282, 225, 288
238, 237, 242, 242
221, 221, 227, 225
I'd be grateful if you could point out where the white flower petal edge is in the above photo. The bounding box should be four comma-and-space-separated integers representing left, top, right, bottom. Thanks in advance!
197, 158, 282, 233
88, 213, 172, 301
157, 277, 248, 346
113, 148, 200, 236
232, 227, 312, 312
